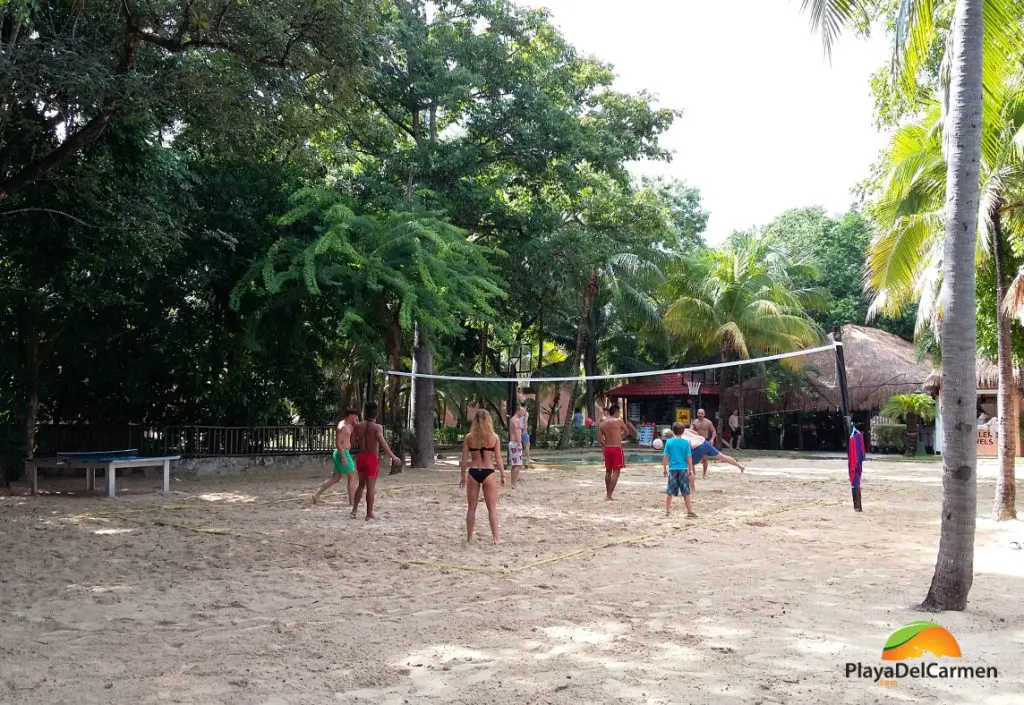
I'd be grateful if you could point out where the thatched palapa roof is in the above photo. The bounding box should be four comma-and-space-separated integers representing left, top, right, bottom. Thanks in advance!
923, 356, 1024, 394
722, 325, 935, 414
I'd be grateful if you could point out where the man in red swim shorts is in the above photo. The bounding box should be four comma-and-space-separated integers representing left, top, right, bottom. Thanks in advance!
598, 404, 634, 502
350, 401, 402, 520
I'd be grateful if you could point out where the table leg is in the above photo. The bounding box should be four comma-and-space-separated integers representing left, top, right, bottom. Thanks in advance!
106, 462, 116, 498
162, 460, 170, 493
29, 461, 37, 495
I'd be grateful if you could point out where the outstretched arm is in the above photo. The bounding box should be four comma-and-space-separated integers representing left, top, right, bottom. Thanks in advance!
377, 426, 401, 464
459, 437, 469, 488
494, 438, 506, 486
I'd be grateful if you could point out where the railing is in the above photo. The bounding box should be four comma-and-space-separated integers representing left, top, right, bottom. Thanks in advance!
35, 424, 336, 457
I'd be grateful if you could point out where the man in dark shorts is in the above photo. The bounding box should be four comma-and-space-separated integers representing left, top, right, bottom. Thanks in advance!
683, 428, 745, 484
350, 401, 402, 520
598, 404, 635, 501
690, 408, 717, 479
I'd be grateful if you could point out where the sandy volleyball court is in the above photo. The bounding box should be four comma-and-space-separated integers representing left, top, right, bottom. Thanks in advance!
1, 454, 1022, 705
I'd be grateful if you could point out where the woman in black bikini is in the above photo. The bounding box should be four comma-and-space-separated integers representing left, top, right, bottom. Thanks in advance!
459, 409, 506, 544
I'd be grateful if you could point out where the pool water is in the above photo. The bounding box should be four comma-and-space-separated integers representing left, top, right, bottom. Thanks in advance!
543, 454, 658, 466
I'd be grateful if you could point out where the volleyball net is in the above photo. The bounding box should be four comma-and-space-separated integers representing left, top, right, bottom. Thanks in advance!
381, 342, 842, 385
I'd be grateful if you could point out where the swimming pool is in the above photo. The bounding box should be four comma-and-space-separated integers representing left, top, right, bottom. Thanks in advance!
539, 453, 659, 467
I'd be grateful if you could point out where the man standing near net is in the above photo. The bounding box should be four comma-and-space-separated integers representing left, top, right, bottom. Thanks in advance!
508, 406, 526, 488
312, 408, 359, 506
599, 404, 634, 501
690, 408, 717, 479
351, 401, 402, 520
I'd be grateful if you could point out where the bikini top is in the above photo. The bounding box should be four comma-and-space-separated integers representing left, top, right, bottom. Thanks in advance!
467, 437, 499, 457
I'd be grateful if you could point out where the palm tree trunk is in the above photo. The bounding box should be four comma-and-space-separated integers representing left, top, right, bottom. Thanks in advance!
992, 206, 1017, 519
921, 0, 982, 613
558, 270, 599, 449
411, 324, 435, 469
905, 411, 919, 457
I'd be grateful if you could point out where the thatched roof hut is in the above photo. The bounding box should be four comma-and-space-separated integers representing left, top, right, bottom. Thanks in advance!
923, 356, 1023, 394
723, 325, 935, 413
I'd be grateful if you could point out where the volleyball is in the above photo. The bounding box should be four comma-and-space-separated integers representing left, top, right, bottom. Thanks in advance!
652, 438, 664, 451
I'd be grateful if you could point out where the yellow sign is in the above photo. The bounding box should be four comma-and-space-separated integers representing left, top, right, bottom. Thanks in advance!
675, 408, 691, 425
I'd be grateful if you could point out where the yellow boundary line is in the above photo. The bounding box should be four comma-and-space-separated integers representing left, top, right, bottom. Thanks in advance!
80, 482, 909, 576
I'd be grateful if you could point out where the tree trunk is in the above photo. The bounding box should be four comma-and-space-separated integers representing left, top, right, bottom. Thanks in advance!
411, 324, 435, 468
584, 333, 597, 421
905, 411, 919, 457
558, 270, 599, 449
23, 326, 40, 461
532, 315, 543, 441
385, 318, 405, 474
992, 207, 1017, 519
921, 0, 982, 613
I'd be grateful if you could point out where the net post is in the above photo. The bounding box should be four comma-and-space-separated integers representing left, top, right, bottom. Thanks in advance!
833, 325, 852, 436
833, 325, 859, 510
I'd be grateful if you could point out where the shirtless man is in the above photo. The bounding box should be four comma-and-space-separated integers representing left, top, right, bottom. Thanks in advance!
690, 408, 717, 479
350, 401, 402, 520
508, 406, 526, 488
312, 408, 359, 506
683, 428, 745, 487
598, 404, 635, 501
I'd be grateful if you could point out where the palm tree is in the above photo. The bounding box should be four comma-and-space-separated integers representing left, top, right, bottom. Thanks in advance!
882, 393, 939, 456
662, 233, 828, 434
865, 74, 1024, 520
803, 0, 989, 612
556, 250, 666, 449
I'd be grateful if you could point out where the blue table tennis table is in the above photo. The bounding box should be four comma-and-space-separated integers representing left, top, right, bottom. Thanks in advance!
27, 449, 181, 497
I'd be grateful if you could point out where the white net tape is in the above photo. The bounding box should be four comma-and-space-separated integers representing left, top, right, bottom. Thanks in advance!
383, 342, 841, 383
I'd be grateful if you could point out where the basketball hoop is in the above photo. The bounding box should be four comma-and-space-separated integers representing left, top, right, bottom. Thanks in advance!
516, 372, 532, 392
686, 381, 702, 396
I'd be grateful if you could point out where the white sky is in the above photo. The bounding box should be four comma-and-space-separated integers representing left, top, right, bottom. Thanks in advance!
524, 0, 893, 244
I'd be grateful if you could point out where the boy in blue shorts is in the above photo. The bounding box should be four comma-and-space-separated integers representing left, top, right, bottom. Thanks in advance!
683, 428, 745, 490
662, 422, 696, 517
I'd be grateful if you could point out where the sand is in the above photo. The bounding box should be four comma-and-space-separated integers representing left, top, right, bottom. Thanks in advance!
1, 454, 1022, 705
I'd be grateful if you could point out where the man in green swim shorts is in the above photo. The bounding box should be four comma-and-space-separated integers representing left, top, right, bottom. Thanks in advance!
313, 408, 359, 507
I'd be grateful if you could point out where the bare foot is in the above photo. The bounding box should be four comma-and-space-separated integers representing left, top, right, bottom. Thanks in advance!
739, 465, 746, 473
605, 495, 614, 502
665, 510, 671, 517
365, 513, 375, 521
492, 537, 502, 545
312, 494, 320, 505
687, 512, 698, 518
349, 508, 358, 519
466, 535, 477, 544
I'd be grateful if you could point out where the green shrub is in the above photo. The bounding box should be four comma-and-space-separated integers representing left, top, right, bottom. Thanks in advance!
871, 423, 906, 453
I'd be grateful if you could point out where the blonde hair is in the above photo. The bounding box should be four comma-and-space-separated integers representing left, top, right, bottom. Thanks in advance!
468, 409, 495, 447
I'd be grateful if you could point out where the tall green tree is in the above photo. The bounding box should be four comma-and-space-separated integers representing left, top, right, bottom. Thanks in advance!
762, 207, 915, 338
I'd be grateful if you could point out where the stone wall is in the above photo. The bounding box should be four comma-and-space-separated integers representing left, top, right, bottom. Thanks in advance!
171, 453, 330, 477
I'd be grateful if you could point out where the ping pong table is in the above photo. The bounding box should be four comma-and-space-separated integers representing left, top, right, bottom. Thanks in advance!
27, 449, 181, 498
